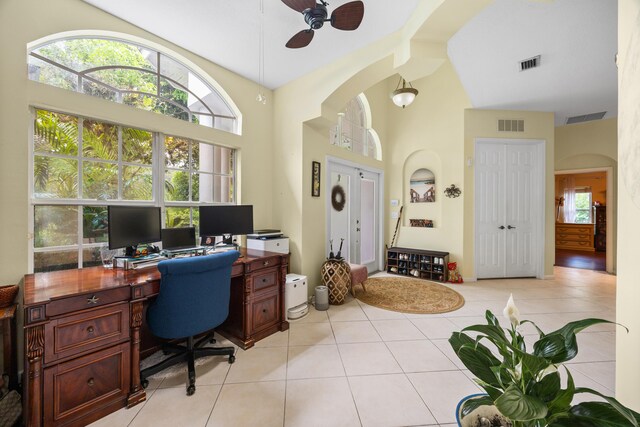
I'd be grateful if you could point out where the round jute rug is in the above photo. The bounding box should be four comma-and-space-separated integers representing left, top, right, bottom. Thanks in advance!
355, 276, 465, 314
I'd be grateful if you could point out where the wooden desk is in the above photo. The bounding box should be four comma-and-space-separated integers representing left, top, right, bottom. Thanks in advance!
22, 249, 288, 427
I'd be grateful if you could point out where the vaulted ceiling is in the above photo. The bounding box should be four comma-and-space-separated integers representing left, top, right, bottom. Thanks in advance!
83, 0, 617, 126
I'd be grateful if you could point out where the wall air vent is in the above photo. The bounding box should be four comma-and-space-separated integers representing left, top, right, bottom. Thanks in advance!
519, 55, 541, 71
565, 112, 607, 125
498, 119, 525, 132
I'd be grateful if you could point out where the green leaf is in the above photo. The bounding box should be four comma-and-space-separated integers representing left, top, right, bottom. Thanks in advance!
548, 368, 575, 414
552, 318, 625, 338
569, 402, 640, 427
531, 370, 561, 402
460, 395, 495, 418
485, 310, 502, 328
574, 388, 639, 427
462, 324, 508, 344
457, 345, 501, 387
533, 333, 572, 363
495, 384, 548, 421
514, 349, 550, 378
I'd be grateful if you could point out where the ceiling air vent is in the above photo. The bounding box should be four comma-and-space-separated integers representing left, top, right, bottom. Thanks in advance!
519, 55, 541, 71
565, 112, 607, 125
498, 119, 525, 132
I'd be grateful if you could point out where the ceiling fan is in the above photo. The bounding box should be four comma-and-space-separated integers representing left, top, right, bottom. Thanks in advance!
282, 0, 365, 49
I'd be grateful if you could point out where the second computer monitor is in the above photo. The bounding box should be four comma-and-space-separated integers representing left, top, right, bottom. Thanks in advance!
199, 205, 254, 245
161, 227, 197, 251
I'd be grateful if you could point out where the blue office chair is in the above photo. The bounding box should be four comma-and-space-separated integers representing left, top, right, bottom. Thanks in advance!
140, 251, 240, 396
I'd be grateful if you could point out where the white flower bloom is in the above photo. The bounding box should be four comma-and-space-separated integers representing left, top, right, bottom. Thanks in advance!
503, 294, 520, 327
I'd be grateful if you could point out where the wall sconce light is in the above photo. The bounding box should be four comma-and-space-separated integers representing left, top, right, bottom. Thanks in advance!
444, 184, 462, 198
390, 77, 418, 108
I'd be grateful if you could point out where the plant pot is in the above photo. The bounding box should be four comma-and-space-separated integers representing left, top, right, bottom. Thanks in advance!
456, 394, 511, 427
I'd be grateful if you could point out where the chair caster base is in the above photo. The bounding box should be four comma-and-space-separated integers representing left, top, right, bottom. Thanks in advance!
187, 385, 195, 396
228, 355, 235, 364
141, 379, 149, 389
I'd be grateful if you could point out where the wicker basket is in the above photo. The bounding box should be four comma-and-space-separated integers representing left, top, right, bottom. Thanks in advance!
0, 285, 18, 308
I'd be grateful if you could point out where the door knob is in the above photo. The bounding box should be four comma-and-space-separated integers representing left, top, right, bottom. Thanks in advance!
498, 226, 505, 230
507, 225, 516, 229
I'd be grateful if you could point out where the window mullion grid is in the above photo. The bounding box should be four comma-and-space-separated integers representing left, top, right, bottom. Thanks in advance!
189, 140, 194, 203
156, 133, 165, 222
118, 125, 123, 200
77, 118, 84, 268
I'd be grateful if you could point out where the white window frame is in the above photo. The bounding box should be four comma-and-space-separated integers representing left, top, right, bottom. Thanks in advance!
29, 107, 237, 273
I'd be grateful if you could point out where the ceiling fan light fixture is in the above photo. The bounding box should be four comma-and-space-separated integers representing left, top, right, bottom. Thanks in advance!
391, 77, 418, 108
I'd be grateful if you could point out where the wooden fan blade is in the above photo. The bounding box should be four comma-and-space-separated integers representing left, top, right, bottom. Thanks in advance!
331, 1, 364, 31
286, 29, 315, 48
281, 0, 316, 13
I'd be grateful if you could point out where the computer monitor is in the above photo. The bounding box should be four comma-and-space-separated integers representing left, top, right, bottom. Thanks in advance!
161, 227, 197, 251
108, 206, 161, 256
199, 205, 254, 245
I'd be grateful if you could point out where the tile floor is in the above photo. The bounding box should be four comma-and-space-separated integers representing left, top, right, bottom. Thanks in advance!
90, 266, 617, 427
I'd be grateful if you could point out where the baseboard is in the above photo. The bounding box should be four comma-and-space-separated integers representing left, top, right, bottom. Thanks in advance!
462, 276, 477, 282
543, 274, 555, 280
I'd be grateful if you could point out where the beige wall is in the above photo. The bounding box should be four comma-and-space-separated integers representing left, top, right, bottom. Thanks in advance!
385, 62, 470, 268
463, 109, 556, 278
616, 0, 640, 411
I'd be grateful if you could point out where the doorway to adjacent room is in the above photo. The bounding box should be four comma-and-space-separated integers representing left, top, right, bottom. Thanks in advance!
555, 168, 612, 272
326, 158, 383, 273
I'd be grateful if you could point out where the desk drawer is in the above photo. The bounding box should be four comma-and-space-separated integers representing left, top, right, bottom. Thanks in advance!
47, 286, 131, 318
251, 293, 279, 333
44, 342, 130, 426
45, 303, 130, 364
247, 256, 280, 272
252, 268, 278, 294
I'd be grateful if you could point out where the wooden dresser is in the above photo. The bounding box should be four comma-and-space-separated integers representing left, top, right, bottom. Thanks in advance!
555, 223, 595, 252
22, 249, 288, 427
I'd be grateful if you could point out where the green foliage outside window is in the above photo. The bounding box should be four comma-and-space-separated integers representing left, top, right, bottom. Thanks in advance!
574, 192, 592, 224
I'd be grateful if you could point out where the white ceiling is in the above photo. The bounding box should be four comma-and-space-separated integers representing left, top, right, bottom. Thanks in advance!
82, 0, 617, 125
448, 0, 618, 126
82, 0, 421, 89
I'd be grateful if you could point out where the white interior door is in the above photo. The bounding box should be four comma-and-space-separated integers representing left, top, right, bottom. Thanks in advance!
476, 144, 506, 278
505, 144, 538, 277
327, 161, 381, 272
475, 140, 543, 279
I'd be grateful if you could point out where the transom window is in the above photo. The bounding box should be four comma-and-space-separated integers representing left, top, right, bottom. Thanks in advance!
32, 109, 236, 272
28, 37, 238, 133
330, 94, 382, 160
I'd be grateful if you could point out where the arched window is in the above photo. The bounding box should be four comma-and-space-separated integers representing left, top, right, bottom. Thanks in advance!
28, 36, 239, 134
330, 94, 382, 160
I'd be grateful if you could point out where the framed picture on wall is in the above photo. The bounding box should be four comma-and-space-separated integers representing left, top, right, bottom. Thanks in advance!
409, 168, 436, 203
312, 161, 321, 197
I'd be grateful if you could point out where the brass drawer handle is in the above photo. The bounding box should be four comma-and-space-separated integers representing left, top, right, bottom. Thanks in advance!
263, 261, 270, 266
87, 378, 95, 387
87, 326, 95, 334
87, 295, 99, 304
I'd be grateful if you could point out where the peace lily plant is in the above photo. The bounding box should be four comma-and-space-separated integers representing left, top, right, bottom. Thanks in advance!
449, 294, 639, 427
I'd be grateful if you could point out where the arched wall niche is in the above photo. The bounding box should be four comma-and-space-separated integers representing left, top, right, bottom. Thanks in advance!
402, 149, 442, 227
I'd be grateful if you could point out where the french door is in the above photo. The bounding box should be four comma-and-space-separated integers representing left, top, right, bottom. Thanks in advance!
326, 161, 381, 273
475, 140, 544, 278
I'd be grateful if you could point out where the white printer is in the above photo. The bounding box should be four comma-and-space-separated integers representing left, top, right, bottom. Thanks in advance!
285, 274, 309, 320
